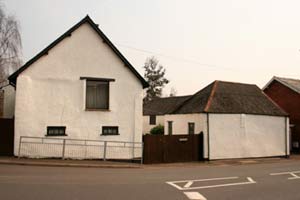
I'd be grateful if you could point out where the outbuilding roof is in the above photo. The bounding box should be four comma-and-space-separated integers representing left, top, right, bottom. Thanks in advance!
8, 15, 148, 88
263, 76, 300, 94
143, 95, 192, 115
172, 81, 288, 116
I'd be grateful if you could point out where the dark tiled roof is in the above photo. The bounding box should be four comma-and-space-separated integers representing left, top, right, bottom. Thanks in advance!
143, 95, 192, 115
8, 15, 148, 88
172, 81, 288, 116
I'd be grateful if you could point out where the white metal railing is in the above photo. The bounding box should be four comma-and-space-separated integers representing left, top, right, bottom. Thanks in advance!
18, 136, 143, 164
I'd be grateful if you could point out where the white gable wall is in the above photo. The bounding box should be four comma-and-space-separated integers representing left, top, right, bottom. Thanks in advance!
142, 115, 165, 134
209, 114, 288, 159
14, 23, 143, 158
164, 113, 209, 159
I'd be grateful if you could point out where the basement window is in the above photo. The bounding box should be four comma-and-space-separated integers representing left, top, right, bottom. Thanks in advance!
102, 126, 119, 135
46, 126, 67, 136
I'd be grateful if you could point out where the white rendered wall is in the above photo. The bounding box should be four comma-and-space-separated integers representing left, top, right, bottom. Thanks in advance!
14, 22, 143, 158
209, 114, 288, 160
164, 114, 208, 159
142, 115, 164, 134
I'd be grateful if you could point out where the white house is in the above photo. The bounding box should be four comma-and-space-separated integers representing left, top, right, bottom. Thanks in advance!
143, 95, 191, 134
145, 80, 289, 160
8, 16, 148, 159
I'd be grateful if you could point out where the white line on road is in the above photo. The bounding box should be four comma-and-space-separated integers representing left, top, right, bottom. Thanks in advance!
184, 181, 194, 188
184, 192, 207, 200
166, 176, 256, 190
270, 171, 300, 180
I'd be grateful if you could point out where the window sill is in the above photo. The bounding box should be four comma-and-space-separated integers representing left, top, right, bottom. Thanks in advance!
45, 134, 68, 137
85, 109, 111, 112
101, 134, 120, 136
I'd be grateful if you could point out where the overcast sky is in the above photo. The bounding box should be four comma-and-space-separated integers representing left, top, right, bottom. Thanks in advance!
4, 0, 300, 95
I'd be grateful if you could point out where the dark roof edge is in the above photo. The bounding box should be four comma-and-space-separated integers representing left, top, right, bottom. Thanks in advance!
8, 15, 149, 88
263, 76, 300, 94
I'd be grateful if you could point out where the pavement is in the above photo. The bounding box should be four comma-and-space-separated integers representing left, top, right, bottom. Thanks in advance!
2, 157, 300, 199
0, 155, 299, 169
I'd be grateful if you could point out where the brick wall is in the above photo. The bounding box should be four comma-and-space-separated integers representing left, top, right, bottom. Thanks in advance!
264, 80, 300, 151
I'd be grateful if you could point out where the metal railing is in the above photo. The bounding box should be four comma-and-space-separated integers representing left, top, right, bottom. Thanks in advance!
18, 136, 143, 164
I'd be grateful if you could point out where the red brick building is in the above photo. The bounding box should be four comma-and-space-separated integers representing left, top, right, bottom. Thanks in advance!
264, 76, 300, 152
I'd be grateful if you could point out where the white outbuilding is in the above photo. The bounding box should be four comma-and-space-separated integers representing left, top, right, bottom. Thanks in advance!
8, 16, 148, 160
145, 80, 289, 160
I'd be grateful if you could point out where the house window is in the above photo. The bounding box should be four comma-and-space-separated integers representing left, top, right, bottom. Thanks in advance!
47, 126, 66, 136
168, 121, 173, 135
86, 80, 109, 110
188, 122, 195, 135
102, 126, 119, 135
150, 115, 156, 125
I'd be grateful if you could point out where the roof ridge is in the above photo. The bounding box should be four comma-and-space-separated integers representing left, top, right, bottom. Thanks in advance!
204, 80, 218, 112
8, 15, 148, 88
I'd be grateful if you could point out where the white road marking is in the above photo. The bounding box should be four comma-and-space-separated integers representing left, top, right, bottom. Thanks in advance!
184, 181, 194, 188
270, 171, 300, 180
184, 192, 207, 200
166, 176, 256, 190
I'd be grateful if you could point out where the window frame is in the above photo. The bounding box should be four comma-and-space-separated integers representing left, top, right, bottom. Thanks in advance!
101, 126, 119, 136
168, 121, 173, 135
149, 115, 156, 125
188, 122, 195, 135
80, 77, 115, 111
46, 126, 67, 137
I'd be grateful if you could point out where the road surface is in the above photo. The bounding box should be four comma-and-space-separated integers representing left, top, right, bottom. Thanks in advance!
1, 160, 300, 200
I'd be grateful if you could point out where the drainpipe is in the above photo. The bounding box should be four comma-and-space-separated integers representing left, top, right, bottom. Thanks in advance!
285, 116, 289, 158
206, 113, 210, 160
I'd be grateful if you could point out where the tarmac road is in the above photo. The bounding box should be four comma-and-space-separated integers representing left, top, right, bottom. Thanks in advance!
1, 159, 300, 200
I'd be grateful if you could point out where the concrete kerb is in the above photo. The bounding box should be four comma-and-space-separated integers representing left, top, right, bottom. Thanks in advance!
0, 155, 299, 169
0, 157, 142, 169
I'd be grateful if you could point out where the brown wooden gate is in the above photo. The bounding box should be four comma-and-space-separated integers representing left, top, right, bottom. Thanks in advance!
143, 133, 203, 164
0, 118, 14, 156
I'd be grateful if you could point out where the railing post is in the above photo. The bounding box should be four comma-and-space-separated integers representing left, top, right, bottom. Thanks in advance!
18, 136, 22, 159
62, 139, 66, 160
103, 141, 107, 161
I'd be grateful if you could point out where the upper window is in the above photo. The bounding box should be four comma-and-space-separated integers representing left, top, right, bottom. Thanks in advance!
81, 77, 115, 110
47, 126, 66, 136
149, 115, 156, 125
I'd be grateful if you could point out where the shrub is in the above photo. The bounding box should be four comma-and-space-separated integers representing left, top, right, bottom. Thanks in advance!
150, 124, 164, 135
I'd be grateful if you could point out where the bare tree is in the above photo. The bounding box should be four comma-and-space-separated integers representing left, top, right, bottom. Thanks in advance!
0, 5, 22, 82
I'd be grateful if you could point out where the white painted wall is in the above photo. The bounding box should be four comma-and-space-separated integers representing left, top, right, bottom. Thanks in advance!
14, 22, 144, 159
164, 114, 209, 159
3, 85, 15, 118
209, 114, 288, 160
142, 115, 164, 134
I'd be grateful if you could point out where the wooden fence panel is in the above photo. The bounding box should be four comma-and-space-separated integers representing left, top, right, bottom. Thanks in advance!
143, 133, 203, 164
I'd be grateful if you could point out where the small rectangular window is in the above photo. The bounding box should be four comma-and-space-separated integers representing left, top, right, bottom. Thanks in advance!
102, 126, 119, 135
188, 122, 195, 135
47, 126, 66, 136
168, 121, 173, 135
149, 115, 156, 125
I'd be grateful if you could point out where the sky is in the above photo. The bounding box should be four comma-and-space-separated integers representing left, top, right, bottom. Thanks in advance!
4, 0, 300, 96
